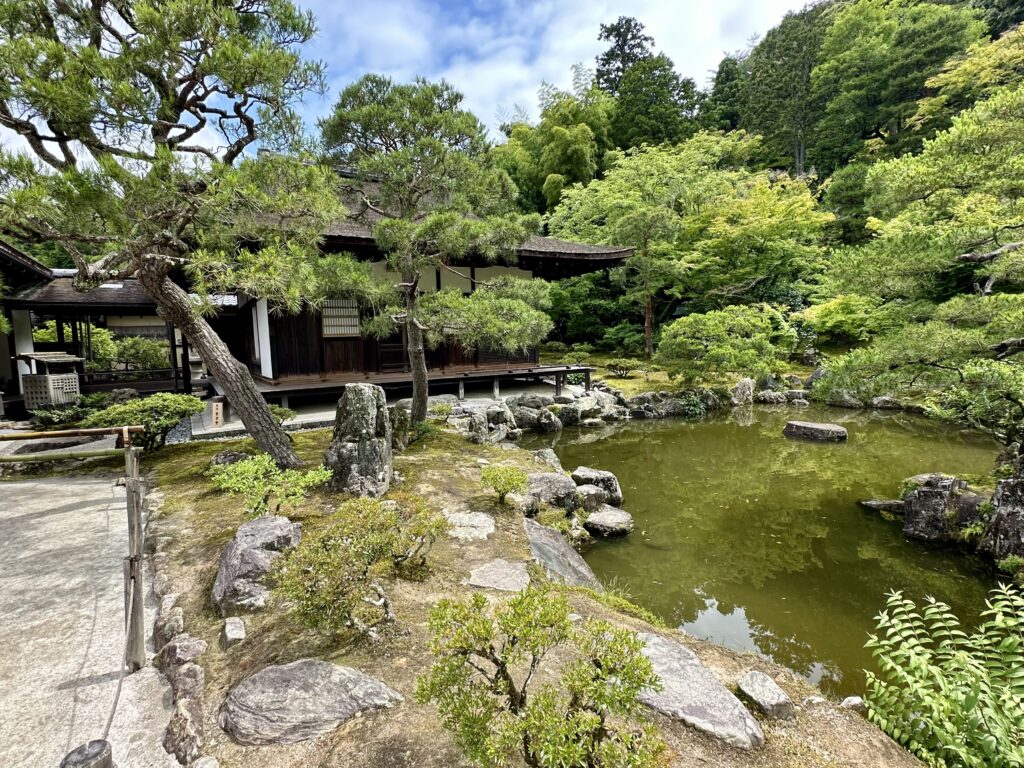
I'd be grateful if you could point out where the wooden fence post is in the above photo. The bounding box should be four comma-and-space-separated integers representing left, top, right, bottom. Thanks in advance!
123, 446, 145, 673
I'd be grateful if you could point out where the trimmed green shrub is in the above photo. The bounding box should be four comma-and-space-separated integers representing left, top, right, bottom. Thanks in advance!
480, 465, 528, 503
562, 343, 594, 366
417, 585, 664, 768
430, 402, 454, 417
113, 335, 170, 372
81, 392, 204, 451
865, 586, 1024, 767
208, 453, 330, 517
268, 404, 296, 426
605, 358, 644, 379
273, 496, 446, 636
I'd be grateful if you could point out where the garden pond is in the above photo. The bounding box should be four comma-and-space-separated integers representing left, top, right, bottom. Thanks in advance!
524, 404, 1000, 697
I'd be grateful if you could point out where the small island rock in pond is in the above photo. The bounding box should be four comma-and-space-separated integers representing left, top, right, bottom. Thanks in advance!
583, 505, 634, 537
783, 420, 848, 442
219, 659, 402, 746
638, 633, 764, 750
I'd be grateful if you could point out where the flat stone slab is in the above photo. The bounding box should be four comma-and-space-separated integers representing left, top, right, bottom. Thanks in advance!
738, 670, 794, 720
219, 659, 402, 746
783, 420, 848, 442
444, 510, 495, 541
638, 633, 764, 750
523, 518, 603, 591
583, 505, 634, 537
466, 559, 530, 591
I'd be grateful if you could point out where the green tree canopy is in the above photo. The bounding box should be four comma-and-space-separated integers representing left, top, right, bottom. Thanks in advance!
700, 56, 747, 133
595, 16, 655, 95
610, 54, 702, 149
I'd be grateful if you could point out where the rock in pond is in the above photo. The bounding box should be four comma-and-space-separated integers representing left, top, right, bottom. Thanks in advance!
219, 659, 403, 746
638, 633, 764, 750
858, 499, 905, 514
979, 476, 1024, 559
583, 505, 634, 537
783, 421, 848, 442
577, 484, 610, 513
754, 390, 787, 405
737, 670, 794, 720
212, 516, 301, 616
730, 378, 755, 406
466, 559, 531, 592
444, 510, 495, 541
323, 383, 393, 497
523, 518, 602, 591
903, 474, 987, 542
570, 466, 623, 505
531, 448, 563, 471
536, 408, 562, 433
527, 472, 581, 511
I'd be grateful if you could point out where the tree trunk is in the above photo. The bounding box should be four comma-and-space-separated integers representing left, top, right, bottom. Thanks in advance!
136, 256, 303, 468
403, 274, 429, 424
644, 296, 654, 358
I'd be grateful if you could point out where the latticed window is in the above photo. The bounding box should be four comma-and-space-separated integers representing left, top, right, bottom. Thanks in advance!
321, 299, 361, 338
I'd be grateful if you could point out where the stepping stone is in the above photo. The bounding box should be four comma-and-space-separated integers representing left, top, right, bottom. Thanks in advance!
444, 510, 495, 541
783, 421, 848, 442
219, 659, 402, 746
466, 559, 530, 592
638, 633, 764, 750
583, 505, 634, 537
523, 518, 603, 591
222, 617, 246, 648
738, 670, 794, 720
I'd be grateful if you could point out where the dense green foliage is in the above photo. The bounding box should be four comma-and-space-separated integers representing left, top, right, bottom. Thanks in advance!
865, 586, 1024, 767
81, 393, 204, 452
480, 465, 528, 504
208, 454, 331, 517
274, 496, 445, 635
416, 586, 664, 768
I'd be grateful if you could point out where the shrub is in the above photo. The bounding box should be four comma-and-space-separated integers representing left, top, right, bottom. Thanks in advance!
268, 404, 296, 426
113, 335, 170, 373
430, 402, 454, 417
30, 404, 92, 427
997, 555, 1024, 582
273, 496, 446, 636
562, 343, 594, 366
865, 586, 1024, 767
605, 358, 644, 379
34, 320, 117, 369
411, 419, 443, 443
81, 392, 204, 452
543, 341, 568, 355
208, 453, 331, 517
480, 465, 527, 503
417, 585, 664, 768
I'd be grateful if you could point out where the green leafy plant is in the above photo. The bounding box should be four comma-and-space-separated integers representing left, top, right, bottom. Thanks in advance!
273, 496, 446, 636
267, 404, 297, 426
480, 465, 528, 504
29, 404, 92, 427
113, 336, 170, 373
81, 393, 204, 452
417, 585, 664, 768
865, 586, 1024, 767
997, 556, 1024, 583
430, 402, 454, 417
208, 453, 331, 517
411, 419, 444, 444
605, 358, 645, 379
563, 343, 594, 366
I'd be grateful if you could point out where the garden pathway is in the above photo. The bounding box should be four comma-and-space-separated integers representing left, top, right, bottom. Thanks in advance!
0, 475, 176, 768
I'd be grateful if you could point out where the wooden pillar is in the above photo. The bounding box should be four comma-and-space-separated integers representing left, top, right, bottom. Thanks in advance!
166, 322, 179, 392
56, 317, 66, 344
180, 335, 192, 394
123, 446, 145, 673
584, 369, 591, 392
555, 372, 562, 397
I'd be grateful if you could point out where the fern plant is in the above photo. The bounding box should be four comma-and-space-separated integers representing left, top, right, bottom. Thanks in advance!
865, 585, 1024, 767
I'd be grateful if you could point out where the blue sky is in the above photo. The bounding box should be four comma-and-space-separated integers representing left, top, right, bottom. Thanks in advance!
295, 0, 811, 135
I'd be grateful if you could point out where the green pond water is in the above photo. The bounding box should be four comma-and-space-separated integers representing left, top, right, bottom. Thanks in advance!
524, 404, 1000, 697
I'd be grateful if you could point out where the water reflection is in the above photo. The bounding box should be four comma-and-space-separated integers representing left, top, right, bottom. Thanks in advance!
526, 404, 998, 696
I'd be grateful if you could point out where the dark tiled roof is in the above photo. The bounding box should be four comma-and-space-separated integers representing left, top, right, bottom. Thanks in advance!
0, 239, 52, 282
7, 277, 157, 309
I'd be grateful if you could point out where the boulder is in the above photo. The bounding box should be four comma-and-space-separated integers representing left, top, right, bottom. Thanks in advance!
827, 390, 864, 409
536, 408, 562, 433
556, 403, 582, 427
575, 396, 603, 418
783, 421, 848, 442
527, 472, 581, 511
164, 697, 204, 764
532, 448, 563, 471
570, 466, 623, 505
737, 670, 794, 720
168, 662, 205, 701
444, 510, 495, 542
219, 659, 402, 746
840, 696, 868, 715
209, 450, 251, 467
791, 398, 810, 408
159, 633, 207, 671
523, 518, 602, 591
553, 394, 575, 404
466, 559, 531, 592
388, 406, 411, 452
979, 477, 1024, 559
576, 484, 610, 513
785, 389, 810, 401
805, 367, 826, 389
903, 474, 987, 542
323, 383, 393, 497
870, 395, 902, 410
506, 492, 540, 517
753, 390, 787, 405
638, 633, 764, 750
583, 505, 634, 537
509, 405, 540, 430
730, 378, 755, 406
222, 618, 246, 648
580, 418, 606, 429
212, 516, 301, 616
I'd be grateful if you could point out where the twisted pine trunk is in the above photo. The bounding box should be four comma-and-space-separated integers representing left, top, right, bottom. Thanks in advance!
403, 274, 429, 424
137, 256, 303, 468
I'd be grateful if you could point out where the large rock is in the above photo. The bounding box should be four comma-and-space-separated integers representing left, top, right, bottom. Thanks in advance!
509, 405, 541, 430
827, 390, 864, 409
527, 472, 581, 511
570, 466, 623, 505
730, 378, 755, 406
532, 448, 563, 471
576, 484, 610, 513
858, 499, 905, 514
783, 421, 848, 442
212, 516, 301, 616
753, 390, 787, 405
979, 477, 1024, 559
583, 505, 634, 537
323, 383, 393, 497
523, 518, 602, 591
164, 697, 205, 764
536, 408, 562, 433
555, 402, 582, 427
903, 474, 987, 542
638, 633, 764, 750
466, 559, 531, 591
737, 670, 794, 720
220, 660, 402, 746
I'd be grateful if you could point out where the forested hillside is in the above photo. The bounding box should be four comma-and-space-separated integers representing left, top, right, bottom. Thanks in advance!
497, 0, 1023, 469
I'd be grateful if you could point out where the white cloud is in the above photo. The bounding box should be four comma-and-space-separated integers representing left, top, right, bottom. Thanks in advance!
298, 0, 809, 134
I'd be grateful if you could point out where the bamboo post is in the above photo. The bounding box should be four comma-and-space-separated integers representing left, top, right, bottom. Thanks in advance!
124, 446, 145, 672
